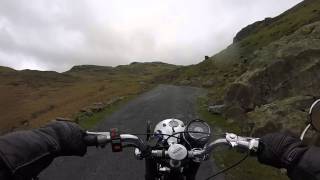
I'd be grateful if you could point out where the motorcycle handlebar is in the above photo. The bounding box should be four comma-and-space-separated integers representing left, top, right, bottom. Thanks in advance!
84, 131, 148, 150
84, 131, 111, 146
84, 131, 259, 160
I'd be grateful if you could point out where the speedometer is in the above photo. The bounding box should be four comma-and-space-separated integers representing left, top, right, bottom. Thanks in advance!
184, 119, 211, 147
188, 121, 210, 139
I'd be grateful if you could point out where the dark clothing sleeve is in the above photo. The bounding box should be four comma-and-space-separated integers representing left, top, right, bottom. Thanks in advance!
0, 121, 86, 180
0, 158, 12, 179
288, 146, 320, 180
0, 129, 58, 180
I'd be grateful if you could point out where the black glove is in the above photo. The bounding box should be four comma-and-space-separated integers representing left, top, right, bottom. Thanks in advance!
38, 120, 87, 156
0, 121, 87, 179
257, 132, 308, 169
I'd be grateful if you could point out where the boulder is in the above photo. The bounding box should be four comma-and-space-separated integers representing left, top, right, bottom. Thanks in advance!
106, 97, 122, 105
179, 80, 191, 86
90, 102, 105, 112
223, 104, 247, 122
224, 82, 255, 112
208, 104, 225, 115
202, 80, 215, 87
80, 108, 93, 116
90, 106, 103, 113
55, 117, 73, 121
248, 96, 315, 136
20, 120, 29, 127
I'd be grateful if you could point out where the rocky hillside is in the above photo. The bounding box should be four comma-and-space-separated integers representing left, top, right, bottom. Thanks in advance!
67, 62, 177, 78
0, 62, 177, 134
166, 0, 320, 137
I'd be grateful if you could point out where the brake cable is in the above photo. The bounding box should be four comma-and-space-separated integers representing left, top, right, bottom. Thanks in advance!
131, 130, 223, 142
163, 131, 224, 141
131, 133, 183, 140
204, 151, 250, 180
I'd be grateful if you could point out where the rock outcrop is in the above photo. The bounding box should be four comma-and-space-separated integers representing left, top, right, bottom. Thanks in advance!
225, 21, 320, 135
233, 17, 274, 43
208, 104, 225, 115
248, 96, 315, 136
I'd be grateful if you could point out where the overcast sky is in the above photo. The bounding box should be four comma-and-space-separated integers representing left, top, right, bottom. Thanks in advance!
0, 0, 302, 72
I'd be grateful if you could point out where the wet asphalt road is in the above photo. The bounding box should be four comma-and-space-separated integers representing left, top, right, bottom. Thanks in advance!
39, 85, 224, 180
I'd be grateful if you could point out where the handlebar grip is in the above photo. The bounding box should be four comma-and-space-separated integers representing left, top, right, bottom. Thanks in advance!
84, 134, 98, 146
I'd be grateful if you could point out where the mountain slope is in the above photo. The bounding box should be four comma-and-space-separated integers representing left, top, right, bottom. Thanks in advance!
0, 62, 177, 133
163, 0, 320, 136
157, 1, 320, 179
168, 0, 320, 83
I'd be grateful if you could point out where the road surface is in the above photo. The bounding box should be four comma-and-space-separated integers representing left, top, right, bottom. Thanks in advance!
39, 85, 224, 180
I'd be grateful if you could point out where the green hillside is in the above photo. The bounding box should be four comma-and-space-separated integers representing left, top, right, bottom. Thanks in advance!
167, 0, 320, 107
168, 0, 320, 91
164, 1, 320, 179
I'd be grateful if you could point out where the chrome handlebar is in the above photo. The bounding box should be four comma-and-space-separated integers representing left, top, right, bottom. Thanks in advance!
85, 131, 148, 150
85, 131, 259, 161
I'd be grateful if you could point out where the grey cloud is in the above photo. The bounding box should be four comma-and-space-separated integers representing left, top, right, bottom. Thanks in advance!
0, 0, 302, 72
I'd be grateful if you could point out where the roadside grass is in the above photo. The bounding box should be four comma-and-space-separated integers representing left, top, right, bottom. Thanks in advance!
197, 96, 289, 180
0, 62, 175, 133
76, 95, 137, 130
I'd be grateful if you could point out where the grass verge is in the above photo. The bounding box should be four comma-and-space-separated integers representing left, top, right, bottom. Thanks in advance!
76, 95, 137, 130
197, 96, 289, 180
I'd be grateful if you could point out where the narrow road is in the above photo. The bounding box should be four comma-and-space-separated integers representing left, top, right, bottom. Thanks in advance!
39, 85, 224, 180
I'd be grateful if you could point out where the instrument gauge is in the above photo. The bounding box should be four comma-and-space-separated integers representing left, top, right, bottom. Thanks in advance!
184, 119, 211, 147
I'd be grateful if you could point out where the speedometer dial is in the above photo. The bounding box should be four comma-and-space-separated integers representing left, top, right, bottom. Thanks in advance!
184, 119, 211, 147
188, 121, 210, 139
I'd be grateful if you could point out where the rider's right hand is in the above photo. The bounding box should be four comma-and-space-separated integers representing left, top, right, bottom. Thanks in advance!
257, 132, 308, 169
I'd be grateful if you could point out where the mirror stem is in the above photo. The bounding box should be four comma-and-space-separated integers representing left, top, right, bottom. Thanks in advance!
300, 124, 311, 140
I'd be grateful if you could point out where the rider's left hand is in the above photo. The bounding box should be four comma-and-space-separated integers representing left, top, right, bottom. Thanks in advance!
0, 120, 87, 179
39, 120, 87, 156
